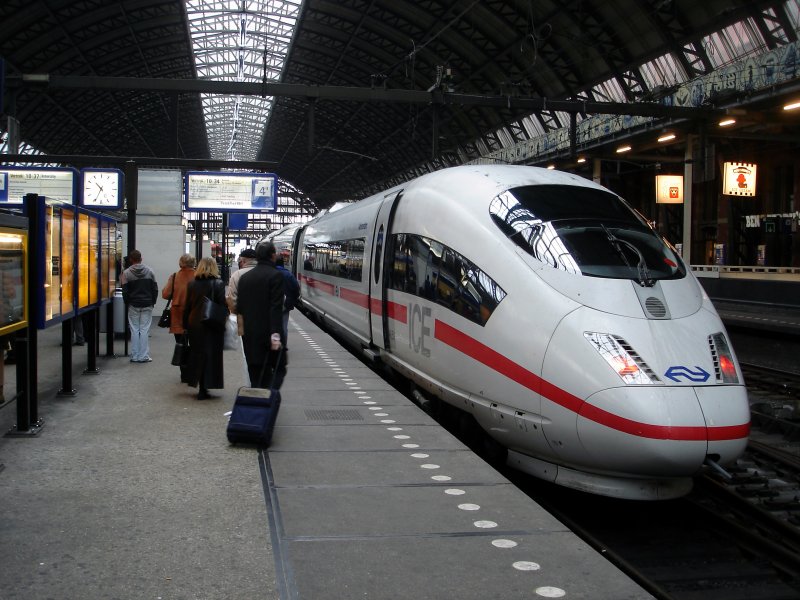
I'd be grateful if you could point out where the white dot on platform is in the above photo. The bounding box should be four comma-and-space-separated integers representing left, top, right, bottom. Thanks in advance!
491, 539, 517, 549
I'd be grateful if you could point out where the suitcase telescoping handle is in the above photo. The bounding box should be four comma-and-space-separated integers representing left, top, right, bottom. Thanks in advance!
257, 342, 285, 390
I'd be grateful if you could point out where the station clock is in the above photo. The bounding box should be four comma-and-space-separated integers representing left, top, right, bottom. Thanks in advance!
82, 168, 123, 208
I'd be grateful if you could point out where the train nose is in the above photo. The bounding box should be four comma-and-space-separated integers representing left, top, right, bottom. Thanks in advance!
576, 385, 750, 477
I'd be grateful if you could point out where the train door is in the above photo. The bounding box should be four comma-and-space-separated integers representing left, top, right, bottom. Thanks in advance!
368, 190, 402, 350
290, 225, 305, 275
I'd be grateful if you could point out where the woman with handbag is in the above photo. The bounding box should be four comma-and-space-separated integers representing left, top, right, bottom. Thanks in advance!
161, 253, 196, 383
183, 257, 228, 400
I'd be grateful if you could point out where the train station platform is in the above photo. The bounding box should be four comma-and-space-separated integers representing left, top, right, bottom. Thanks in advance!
0, 310, 652, 600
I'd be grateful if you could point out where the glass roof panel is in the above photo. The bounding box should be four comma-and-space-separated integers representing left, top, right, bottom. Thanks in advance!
640, 53, 687, 89
701, 18, 766, 69
787, 0, 800, 32
185, 0, 302, 161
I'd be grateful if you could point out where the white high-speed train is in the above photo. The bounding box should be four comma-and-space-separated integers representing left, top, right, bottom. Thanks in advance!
264, 165, 750, 500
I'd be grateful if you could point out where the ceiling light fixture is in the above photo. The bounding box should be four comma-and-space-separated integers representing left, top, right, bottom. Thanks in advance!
657, 133, 676, 142
546, 164, 556, 170
576, 157, 586, 164
616, 145, 632, 153
718, 118, 736, 127
783, 101, 800, 111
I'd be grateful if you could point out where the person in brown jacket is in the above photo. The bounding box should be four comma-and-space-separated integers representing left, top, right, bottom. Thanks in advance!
162, 253, 196, 383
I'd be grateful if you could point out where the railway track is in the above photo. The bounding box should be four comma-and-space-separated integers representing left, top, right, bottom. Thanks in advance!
517, 365, 800, 599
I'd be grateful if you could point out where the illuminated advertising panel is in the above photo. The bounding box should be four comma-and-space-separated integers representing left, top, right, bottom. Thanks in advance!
44, 204, 62, 323
185, 171, 277, 212
722, 162, 757, 197
655, 175, 684, 204
0, 225, 28, 337
61, 207, 75, 316
89, 215, 99, 305
100, 221, 111, 301
107, 221, 118, 297
77, 212, 90, 309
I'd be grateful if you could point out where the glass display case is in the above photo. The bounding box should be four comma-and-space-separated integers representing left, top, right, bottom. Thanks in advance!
0, 222, 28, 337
99, 217, 118, 303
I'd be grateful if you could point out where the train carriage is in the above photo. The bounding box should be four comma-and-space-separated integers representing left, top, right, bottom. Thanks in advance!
261, 165, 751, 500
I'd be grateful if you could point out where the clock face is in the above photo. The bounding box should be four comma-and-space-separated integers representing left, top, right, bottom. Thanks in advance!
83, 170, 121, 207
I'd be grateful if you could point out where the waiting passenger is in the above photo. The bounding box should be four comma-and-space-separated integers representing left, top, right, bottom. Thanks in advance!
161, 253, 196, 383
121, 249, 158, 363
183, 257, 227, 400
226, 248, 257, 336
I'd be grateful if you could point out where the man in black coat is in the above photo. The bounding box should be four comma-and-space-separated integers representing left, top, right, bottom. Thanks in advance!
236, 242, 286, 388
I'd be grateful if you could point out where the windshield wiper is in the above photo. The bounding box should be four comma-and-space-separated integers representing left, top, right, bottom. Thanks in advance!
602, 225, 654, 287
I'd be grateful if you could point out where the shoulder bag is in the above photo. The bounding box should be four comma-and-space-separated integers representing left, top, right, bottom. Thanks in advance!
157, 273, 176, 328
201, 279, 228, 329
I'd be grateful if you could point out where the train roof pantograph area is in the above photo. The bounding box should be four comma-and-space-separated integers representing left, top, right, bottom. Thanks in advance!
1, 0, 800, 209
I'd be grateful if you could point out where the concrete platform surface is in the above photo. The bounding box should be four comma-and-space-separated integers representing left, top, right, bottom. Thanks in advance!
0, 310, 653, 599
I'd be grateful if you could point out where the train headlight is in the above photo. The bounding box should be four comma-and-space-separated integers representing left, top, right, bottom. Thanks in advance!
584, 332, 659, 385
709, 333, 739, 384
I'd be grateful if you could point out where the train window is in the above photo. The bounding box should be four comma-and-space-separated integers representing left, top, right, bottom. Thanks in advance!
389, 234, 506, 326
490, 185, 686, 284
302, 238, 365, 282
373, 225, 384, 284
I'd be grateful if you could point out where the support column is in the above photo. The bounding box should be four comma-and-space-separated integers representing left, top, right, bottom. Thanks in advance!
683, 135, 695, 265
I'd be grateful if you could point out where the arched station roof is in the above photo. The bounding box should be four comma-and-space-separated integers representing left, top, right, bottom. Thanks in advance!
1, 0, 798, 209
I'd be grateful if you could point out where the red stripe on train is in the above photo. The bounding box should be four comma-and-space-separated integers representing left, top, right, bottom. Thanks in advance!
339, 286, 368, 308
300, 282, 749, 441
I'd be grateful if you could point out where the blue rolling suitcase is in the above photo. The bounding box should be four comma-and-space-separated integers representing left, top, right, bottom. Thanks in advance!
226, 387, 281, 446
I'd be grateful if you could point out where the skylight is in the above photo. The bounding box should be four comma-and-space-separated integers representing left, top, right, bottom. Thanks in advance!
185, 0, 302, 161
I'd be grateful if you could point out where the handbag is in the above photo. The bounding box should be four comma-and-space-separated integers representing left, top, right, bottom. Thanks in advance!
157, 300, 172, 328
158, 273, 176, 328
223, 314, 238, 350
171, 334, 190, 366
200, 281, 228, 329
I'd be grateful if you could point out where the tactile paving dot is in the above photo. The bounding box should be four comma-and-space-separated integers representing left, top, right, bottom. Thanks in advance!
491, 539, 517, 548
473, 520, 497, 528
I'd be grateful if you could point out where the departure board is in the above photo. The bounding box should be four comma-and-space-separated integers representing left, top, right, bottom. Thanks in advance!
185, 171, 277, 212
0, 167, 77, 204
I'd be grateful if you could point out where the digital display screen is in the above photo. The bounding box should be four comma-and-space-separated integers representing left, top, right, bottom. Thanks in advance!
185, 171, 277, 212
0, 167, 76, 204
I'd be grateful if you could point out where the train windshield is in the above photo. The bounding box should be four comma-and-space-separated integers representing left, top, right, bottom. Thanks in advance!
489, 185, 685, 284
